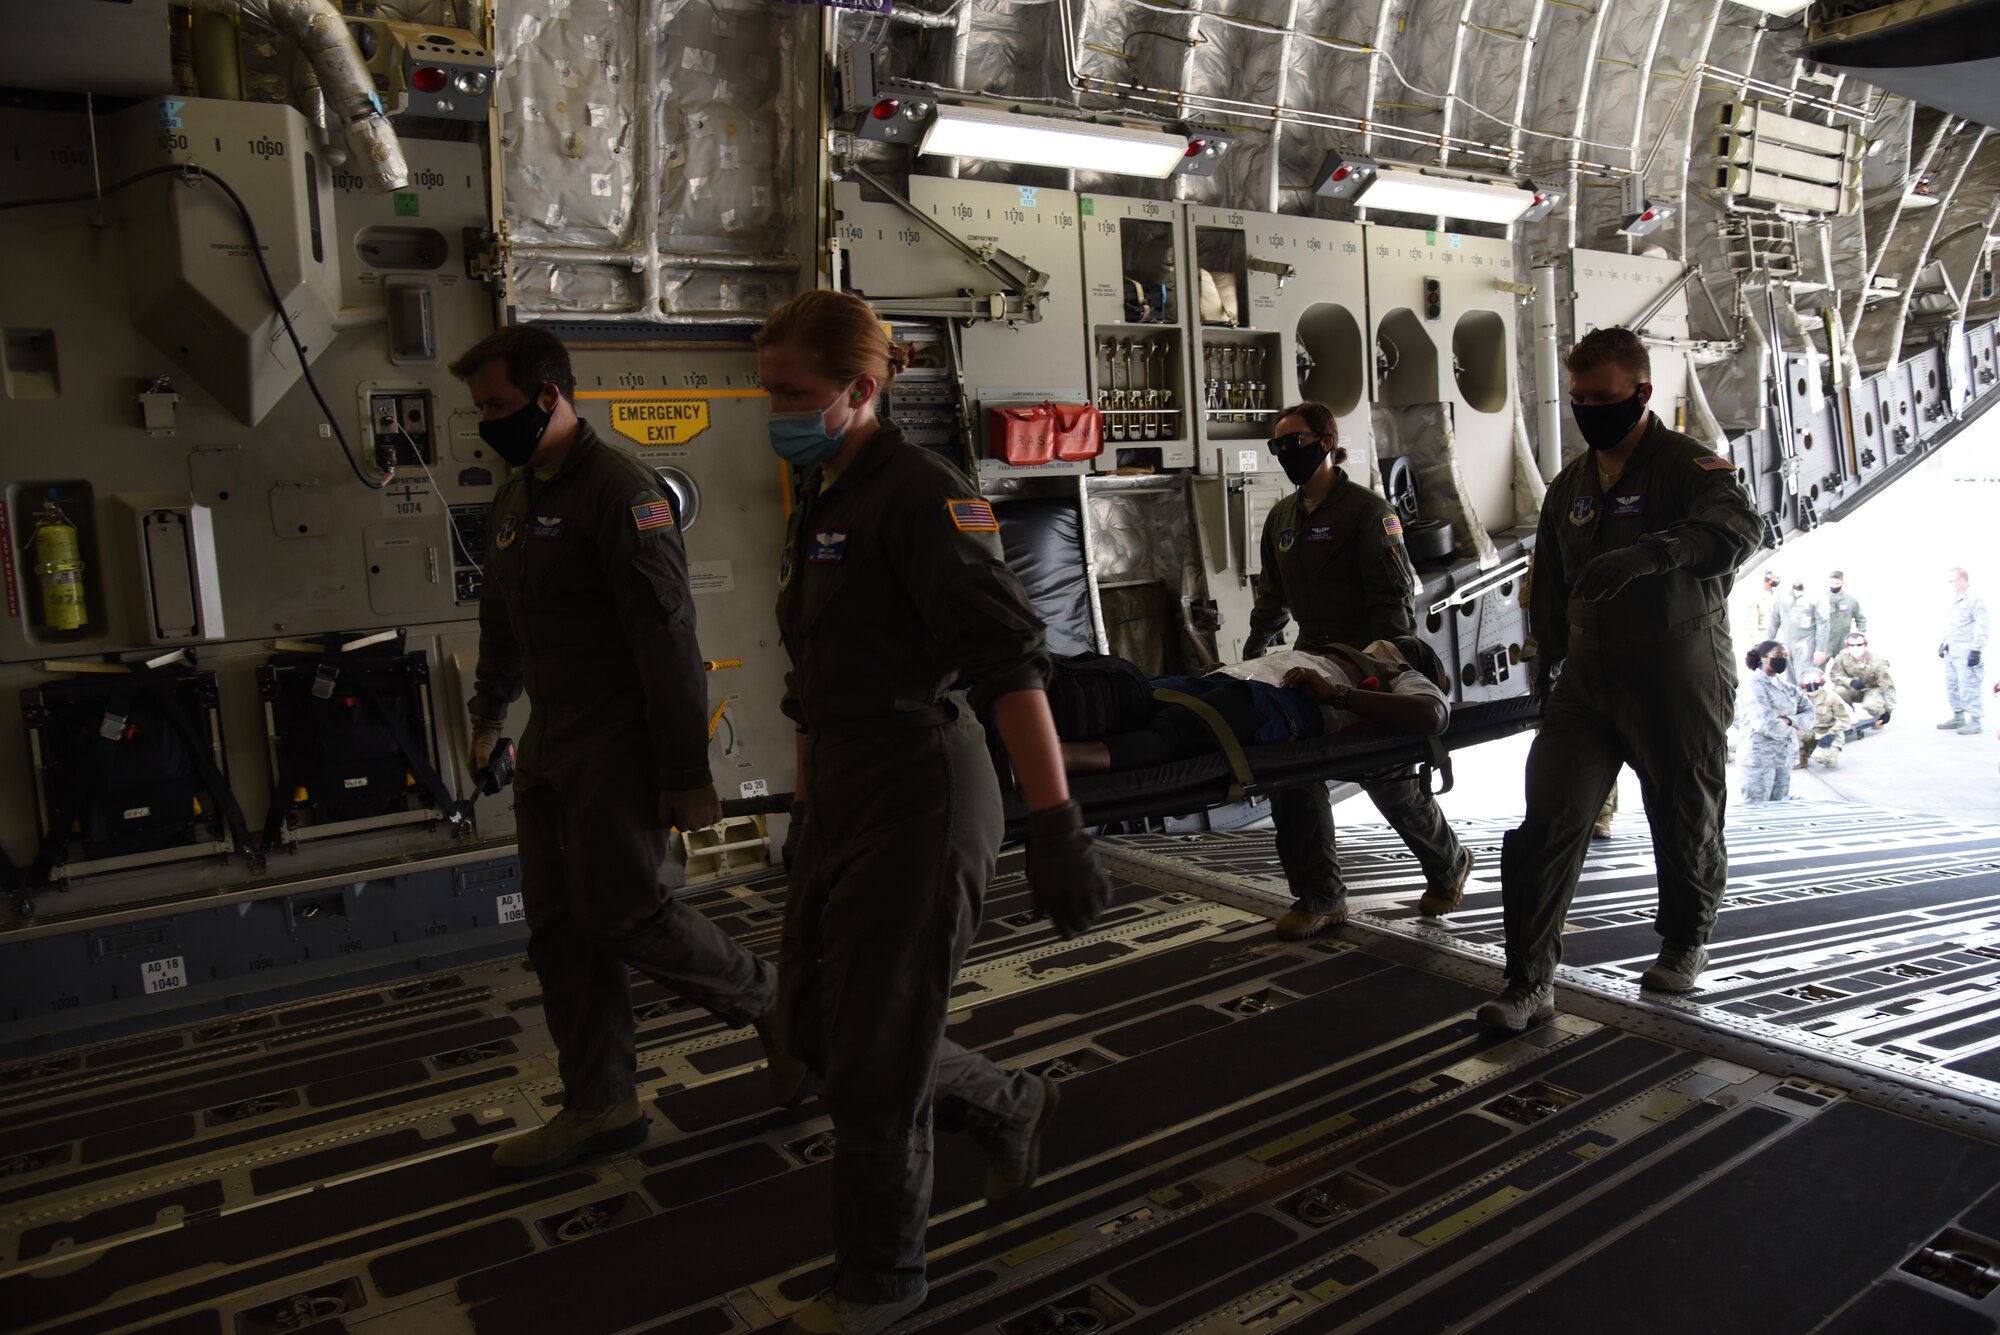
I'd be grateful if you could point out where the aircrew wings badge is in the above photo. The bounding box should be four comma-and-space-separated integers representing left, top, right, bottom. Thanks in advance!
949, 498, 1000, 532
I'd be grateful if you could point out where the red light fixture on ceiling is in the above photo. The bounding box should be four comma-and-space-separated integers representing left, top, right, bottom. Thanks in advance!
411, 65, 449, 94
871, 98, 901, 120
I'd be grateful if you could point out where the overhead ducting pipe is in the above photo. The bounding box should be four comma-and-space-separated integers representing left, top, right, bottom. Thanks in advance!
1531, 263, 1564, 480
188, 0, 408, 193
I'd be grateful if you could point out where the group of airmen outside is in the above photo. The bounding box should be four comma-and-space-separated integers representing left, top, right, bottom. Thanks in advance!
1740, 565, 1988, 803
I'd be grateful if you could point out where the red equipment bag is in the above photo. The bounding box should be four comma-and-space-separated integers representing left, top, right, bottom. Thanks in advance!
986, 402, 1104, 465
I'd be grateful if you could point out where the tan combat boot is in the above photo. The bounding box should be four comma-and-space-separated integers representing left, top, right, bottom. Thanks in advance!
491, 1096, 647, 1180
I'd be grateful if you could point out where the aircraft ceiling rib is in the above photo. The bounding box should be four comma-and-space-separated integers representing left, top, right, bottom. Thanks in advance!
1858, 127, 1994, 370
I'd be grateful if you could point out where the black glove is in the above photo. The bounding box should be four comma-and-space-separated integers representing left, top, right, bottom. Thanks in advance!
1971, 649, 1984, 668
780, 801, 804, 872
1816, 734, 1835, 749
1848, 678, 1866, 692
1026, 800, 1113, 940
1571, 545, 1667, 603
1531, 658, 1560, 702
1940, 643, 1950, 658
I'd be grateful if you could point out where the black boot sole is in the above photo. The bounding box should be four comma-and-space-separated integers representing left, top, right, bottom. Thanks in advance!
493, 1115, 649, 1181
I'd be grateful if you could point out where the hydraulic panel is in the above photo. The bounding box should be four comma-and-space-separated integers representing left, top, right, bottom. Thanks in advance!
1184, 207, 1370, 480
1076, 194, 1194, 470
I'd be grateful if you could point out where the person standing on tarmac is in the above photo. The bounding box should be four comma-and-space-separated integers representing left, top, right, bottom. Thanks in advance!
1243, 403, 1474, 930
1939, 567, 1990, 735
1741, 641, 1812, 801
1823, 570, 1866, 656
1479, 327, 1761, 1033
756, 291, 1114, 1335
1753, 569, 1782, 639
454, 327, 775, 1178
1774, 578, 1827, 674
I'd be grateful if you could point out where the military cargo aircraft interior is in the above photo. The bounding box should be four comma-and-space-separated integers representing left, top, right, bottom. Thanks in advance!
6, 0, 2000, 1331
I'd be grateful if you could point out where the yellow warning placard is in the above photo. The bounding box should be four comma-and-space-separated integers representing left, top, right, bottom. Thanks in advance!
610, 399, 711, 448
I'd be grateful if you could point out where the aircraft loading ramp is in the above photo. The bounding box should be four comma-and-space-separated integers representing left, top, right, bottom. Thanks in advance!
6, 809, 2000, 1333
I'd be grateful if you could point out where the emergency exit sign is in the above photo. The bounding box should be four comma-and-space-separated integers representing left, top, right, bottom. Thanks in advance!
610, 399, 712, 448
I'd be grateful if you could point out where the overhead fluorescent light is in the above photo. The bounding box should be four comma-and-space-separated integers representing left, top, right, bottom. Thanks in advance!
918, 104, 1190, 178
1361, 168, 1538, 224
1310, 151, 1539, 225
1726, 0, 1808, 15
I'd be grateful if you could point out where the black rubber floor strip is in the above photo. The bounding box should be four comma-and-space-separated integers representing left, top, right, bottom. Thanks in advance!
1114, 1038, 1701, 1334
18, 1179, 226, 1260
464, 965, 1484, 1335
1463, 1101, 2000, 1333
371, 1218, 536, 1298
0, 1064, 521, 1211
250, 1111, 507, 1195
1814, 1281, 1996, 1335
1332, 1101, 1752, 1335
0, 1011, 517, 1153
10, 1150, 594, 1334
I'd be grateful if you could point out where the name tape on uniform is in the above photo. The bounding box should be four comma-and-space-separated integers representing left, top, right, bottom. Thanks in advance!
611, 399, 711, 448
949, 499, 1000, 532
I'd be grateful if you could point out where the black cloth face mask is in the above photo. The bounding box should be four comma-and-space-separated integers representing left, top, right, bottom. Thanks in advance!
1276, 441, 1329, 486
479, 395, 554, 467
1571, 393, 1647, 451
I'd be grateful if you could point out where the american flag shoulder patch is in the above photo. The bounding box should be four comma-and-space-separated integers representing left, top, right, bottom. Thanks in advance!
631, 497, 677, 532
948, 498, 999, 532
1381, 514, 1404, 537
1694, 454, 1735, 471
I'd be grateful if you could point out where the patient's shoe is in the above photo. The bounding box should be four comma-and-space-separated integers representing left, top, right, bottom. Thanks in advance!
1275, 902, 1347, 940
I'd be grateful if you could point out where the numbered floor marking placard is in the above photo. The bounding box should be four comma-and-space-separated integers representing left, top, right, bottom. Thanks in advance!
143, 956, 187, 995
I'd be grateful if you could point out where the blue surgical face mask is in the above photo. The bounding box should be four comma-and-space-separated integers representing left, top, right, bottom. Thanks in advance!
766, 382, 854, 469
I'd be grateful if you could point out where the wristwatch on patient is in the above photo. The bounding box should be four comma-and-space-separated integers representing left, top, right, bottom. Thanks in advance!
1329, 681, 1353, 707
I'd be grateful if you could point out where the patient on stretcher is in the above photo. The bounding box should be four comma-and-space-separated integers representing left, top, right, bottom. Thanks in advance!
1060, 636, 1452, 774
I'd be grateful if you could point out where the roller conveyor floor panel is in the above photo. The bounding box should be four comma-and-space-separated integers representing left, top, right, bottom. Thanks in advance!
4, 808, 2000, 1334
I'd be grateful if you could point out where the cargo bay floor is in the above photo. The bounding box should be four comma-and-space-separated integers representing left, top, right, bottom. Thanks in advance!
7, 802, 2000, 1334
